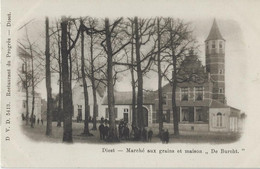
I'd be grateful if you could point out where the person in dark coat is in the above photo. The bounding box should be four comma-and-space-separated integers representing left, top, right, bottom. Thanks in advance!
165, 129, 169, 143
142, 128, 147, 142
104, 119, 108, 125
123, 125, 130, 140
133, 126, 139, 141
37, 118, 40, 125
161, 129, 165, 143
162, 129, 169, 144
99, 123, 105, 140
118, 121, 124, 139
104, 125, 109, 140
41, 119, 43, 125
148, 128, 153, 142
101, 117, 104, 124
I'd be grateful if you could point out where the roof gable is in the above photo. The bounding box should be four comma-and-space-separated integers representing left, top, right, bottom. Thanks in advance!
205, 19, 225, 41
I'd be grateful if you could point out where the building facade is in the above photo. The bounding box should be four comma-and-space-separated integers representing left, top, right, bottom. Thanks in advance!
152, 19, 241, 132
72, 80, 106, 121
72, 19, 242, 132
17, 46, 42, 120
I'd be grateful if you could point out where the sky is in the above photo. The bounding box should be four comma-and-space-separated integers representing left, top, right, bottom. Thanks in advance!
16, 17, 247, 111
11, 0, 254, 112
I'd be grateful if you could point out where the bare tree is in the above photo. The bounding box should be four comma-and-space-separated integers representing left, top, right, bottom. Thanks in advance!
45, 17, 53, 135
152, 17, 171, 134
61, 17, 81, 142
17, 48, 30, 125
101, 18, 130, 141
82, 18, 106, 130
18, 26, 45, 128
133, 17, 156, 129
61, 17, 72, 142
80, 19, 92, 136
163, 18, 200, 136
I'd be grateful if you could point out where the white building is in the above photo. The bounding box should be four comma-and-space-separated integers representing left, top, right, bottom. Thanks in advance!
72, 80, 106, 121
17, 46, 42, 120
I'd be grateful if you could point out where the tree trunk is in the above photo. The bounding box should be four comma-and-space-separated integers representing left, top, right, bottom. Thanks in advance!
61, 18, 73, 142
80, 21, 91, 135
90, 32, 97, 130
57, 23, 62, 127
170, 30, 179, 136
30, 45, 35, 128
68, 23, 74, 119
157, 18, 163, 134
25, 62, 29, 125
130, 22, 137, 127
105, 18, 118, 141
92, 87, 98, 130
134, 17, 144, 129
45, 17, 53, 135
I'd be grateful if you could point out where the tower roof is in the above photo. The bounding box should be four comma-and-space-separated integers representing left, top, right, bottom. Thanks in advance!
205, 19, 225, 41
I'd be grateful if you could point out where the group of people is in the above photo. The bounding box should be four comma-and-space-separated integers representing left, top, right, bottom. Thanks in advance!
98, 118, 155, 142
118, 121, 130, 140
131, 125, 153, 142
21, 114, 44, 125
160, 129, 170, 144
98, 117, 171, 143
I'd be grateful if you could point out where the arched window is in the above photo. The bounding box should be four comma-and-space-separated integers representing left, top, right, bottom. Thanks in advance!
217, 112, 222, 127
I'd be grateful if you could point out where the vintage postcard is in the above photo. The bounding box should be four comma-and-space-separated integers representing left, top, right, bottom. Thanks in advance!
1, 0, 260, 168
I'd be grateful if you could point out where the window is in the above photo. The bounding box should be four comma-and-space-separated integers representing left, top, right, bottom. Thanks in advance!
181, 108, 189, 121
217, 112, 223, 127
195, 87, 203, 101
212, 41, 216, 48
181, 87, 189, 101
195, 107, 203, 121
219, 42, 223, 49
181, 107, 194, 122
22, 63, 26, 73
163, 94, 167, 105
219, 69, 224, 75
105, 108, 109, 118
206, 42, 209, 50
219, 88, 224, 94
124, 108, 128, 113
78, 105, 82, 109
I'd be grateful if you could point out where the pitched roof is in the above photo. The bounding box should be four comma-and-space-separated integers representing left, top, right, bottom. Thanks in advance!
205, 19, 225, 41
210, 99, 229, 108
102, 91, 155, 105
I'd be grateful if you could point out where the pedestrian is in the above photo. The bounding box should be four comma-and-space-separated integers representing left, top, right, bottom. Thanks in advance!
148, 128, 153, 142
142, 128, 147, 142
165, 129, 169, 143
162, 129, 169, 144
41, 119, 43, 125
99, 123, 105, 140
37, 118, 40, 125
104, 119, 108, 125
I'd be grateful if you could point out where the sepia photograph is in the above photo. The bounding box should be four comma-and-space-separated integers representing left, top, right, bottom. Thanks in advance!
17, 17, 245, 144
1, 0, 260, 168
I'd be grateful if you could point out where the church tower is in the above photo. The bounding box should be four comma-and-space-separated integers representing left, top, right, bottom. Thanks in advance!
205, 19, 226, 103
